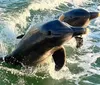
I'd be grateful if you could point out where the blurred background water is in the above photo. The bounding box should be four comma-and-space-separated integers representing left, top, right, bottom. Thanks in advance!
0, 0, 100, 85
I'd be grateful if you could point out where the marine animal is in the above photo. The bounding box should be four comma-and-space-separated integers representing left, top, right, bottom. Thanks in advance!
59, 8, 100, 27
59, 8, 100, 48
2, 20, 88, 71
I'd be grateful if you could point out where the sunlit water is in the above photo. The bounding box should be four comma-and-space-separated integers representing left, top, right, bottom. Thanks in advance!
0, 0, 100, 85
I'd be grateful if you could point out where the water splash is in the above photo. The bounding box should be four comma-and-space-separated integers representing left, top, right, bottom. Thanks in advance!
0, 0, 100, 85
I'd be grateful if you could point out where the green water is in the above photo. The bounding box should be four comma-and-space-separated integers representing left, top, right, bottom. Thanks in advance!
0, 0, 100, 85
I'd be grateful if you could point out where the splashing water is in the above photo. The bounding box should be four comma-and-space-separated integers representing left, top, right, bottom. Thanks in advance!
0, 0, 100, 85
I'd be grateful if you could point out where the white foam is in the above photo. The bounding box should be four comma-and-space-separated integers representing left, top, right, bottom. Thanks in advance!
0, 0, 100, 83
48, 62, 73, 80
0, 40, 7, 57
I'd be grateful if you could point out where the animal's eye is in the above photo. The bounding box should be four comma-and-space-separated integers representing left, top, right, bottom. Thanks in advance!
47, 31, 52, 36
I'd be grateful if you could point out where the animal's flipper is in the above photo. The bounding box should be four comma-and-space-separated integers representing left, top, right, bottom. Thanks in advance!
75, 37, 83, 48
16, 34, 25, 39
52, 47, 66, 71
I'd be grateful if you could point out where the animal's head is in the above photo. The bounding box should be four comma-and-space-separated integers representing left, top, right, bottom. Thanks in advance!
12, 20, 88, 71
40, 20, 88, 45
16, 20, 89, 48
59, 8, 100, 27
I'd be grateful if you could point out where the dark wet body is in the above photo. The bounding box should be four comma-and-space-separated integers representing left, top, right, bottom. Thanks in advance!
2, 20, 86, 71
60, 8, 99, 27
63, 9, 89, 26
59, 8, 100, 48
5, 20, 73, 66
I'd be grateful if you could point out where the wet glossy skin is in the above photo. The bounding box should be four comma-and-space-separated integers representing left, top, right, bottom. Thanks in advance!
5, 20, 73, 66
4, 20, 86, 70
59, 9, 100, 48
59, 8, 100, 27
